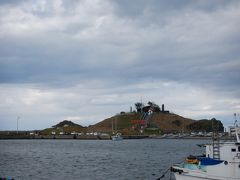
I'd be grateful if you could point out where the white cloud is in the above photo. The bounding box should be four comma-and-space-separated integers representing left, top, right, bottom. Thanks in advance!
0, 0, 240, 129
1, 78, 239, 130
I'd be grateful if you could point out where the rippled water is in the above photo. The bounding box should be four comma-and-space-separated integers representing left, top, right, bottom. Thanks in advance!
0, 139, 209, 180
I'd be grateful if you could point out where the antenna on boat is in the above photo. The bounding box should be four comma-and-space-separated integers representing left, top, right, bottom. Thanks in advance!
234, 113, 237, 126
234, 113, 240, 143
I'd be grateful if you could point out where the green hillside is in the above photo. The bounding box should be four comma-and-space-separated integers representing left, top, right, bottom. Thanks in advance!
88, 112, 195, 135
187, 118, 224, 132
41, 120, 86, 135
52, 120, 84, 128
88, 113, 140, 134
41, 113, 224, 135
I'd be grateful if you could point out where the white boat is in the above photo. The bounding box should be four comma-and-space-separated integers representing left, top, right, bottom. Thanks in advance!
111, 133, 123, 141
111, 118, 123, 141
171, 120, 240, 180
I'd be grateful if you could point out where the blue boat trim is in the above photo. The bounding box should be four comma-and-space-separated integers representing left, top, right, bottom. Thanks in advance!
198, 157, 223, 166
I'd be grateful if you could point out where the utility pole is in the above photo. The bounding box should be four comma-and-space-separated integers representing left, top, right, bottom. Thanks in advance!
17, 116, 20, 134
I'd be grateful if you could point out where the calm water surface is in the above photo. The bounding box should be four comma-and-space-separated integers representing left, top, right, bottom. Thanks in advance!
0, 139, 209, 180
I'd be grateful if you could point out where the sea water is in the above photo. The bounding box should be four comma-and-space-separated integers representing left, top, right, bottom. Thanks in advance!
0, 139, 209, 180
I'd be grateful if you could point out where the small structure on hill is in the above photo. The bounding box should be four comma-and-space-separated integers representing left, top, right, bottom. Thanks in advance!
132, 101, 170, 132
161, 104, 169, 113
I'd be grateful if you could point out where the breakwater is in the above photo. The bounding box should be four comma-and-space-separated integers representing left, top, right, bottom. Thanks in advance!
0, 134, 149, 140
0, 134, 110, 140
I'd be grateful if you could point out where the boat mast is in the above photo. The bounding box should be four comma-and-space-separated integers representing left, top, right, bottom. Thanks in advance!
112, 119, 114, 134
212, 118, 220, 160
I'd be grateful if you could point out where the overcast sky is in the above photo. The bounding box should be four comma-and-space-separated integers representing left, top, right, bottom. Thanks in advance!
0, 0, 240, 130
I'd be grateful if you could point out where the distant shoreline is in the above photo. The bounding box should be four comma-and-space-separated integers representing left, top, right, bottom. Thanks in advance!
0, 134, 235, 141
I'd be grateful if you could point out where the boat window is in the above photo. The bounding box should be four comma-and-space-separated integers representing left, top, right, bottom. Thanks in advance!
238, 146, 240, 152
232, 148, 236, 152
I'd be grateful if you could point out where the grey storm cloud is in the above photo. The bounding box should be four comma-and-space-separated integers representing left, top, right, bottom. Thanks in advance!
0, 0, 240, 129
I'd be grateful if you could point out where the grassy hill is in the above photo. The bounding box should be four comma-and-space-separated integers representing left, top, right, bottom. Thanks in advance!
87, 113, 139, 134
150, 113, 194, 133
53, 120, 84, 128
41, 120, 86, 135
88, 112, 195, 135
40, 113, 224, 135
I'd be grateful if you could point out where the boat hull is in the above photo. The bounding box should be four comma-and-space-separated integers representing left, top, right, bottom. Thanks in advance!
174, 173, 205, 180
111, 136, 123, 141
174, 172, 239, 180
172, 165, 239, 180
174, 173, 224, 180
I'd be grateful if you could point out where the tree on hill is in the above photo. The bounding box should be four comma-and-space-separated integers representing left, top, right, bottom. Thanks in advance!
172, 120, 182, 127
135, 102, 144, 112
187, 118, 224, 132
147, 101, 161, 112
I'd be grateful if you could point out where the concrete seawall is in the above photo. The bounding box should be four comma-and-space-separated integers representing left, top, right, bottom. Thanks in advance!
0, 134, 111, 140
0, 134, 150, 140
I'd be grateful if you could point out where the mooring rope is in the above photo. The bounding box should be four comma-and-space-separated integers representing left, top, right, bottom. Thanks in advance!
156, 167, 171, 180
156, 157, 186, 180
